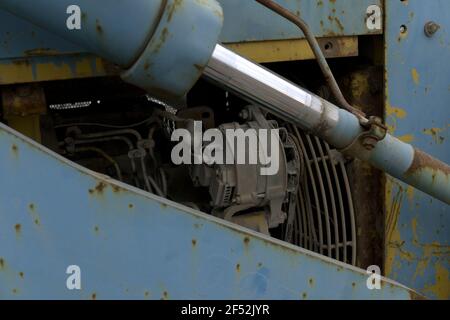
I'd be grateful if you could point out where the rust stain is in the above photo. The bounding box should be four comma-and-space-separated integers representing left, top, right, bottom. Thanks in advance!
244, 237, 250, 245
398, 134, 414, 143
28, 203, 41, 226
334, 17, 344, 32
191, 239, 197, 247
14, 223, 21, 236
409, 291, 427, 300
89, 181, 108, 196
406, 148, 450, 177
153, 28, 170, 54
19, 272, 24, 279
167, 0, 183, 22
111, 185, 123, 193
194, 63, 205, 73
423, 127, 446, 145
95, 19, 103, 35
411, 68, 420, 85
423, 262, 450, 299
95, 182, 107, 194
24, 48, 60, 56
308, 278, 315, 287
236, 263, 240, 272
11, 144, 18, 155
385, 180, 406, 276
91, 293, 97, 300
386, 105, 407, 119
0, 257, 5, 269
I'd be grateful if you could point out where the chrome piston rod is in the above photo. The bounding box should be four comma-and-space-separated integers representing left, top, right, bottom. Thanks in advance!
204, 44, 450, 204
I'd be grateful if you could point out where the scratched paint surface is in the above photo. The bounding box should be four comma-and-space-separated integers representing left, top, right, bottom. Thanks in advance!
385, 0, 450, 299
0, 123, 417, 300
217, 0, 382, 42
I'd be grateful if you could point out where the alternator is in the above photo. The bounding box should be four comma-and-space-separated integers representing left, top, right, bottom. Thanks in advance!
190, 107, 300, 231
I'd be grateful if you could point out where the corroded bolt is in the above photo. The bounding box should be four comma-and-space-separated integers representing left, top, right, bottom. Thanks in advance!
239, 109, 249, 120
424, 21, 440, 37
362, 136, 378, 151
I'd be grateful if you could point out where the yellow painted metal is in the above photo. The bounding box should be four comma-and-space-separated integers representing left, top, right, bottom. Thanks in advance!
225, 36, 358, 63
2, 84, 47, 142
0, 56, 109, 85
5, 115, 42, 142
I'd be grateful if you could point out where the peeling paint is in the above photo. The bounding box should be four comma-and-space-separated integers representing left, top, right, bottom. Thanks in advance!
423, 263, 450, 300
411, 68, 420, 85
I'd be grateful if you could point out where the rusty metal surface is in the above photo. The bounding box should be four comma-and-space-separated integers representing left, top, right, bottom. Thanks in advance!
1, 84, 46, 117
384, 0, 450, 299
406, 149, 450, 178
218, 0, 382, 42
0, 122, 421, 300
225, 36, 359, 63
0, 54, 112, 85
340, 67, 385, 271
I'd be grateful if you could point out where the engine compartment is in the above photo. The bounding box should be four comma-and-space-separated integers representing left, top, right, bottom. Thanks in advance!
20, 68, 361, 266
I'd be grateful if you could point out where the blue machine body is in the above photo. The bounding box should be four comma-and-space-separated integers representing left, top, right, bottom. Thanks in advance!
0, 0, 224, 102
0, 123, 417, 299
0, 0, 448, 299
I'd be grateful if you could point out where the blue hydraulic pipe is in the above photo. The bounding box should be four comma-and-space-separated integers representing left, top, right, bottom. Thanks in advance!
204, 44, 450, 204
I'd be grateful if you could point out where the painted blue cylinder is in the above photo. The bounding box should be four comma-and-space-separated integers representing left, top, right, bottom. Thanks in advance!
122, 0, 224, 104
0, 0, 224, 103
0, 0, 165, 67
325, 109, 450, 204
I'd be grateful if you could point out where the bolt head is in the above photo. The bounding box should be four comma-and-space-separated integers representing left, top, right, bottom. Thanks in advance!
239, 109, 249, 120
424, 21, 440, 37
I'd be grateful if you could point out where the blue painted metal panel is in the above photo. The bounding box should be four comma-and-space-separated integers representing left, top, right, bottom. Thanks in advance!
0, 0, 380, 61
217, 0, 382, 42
0, 123, 417, 300
0, 0, 165, 67
0, 0, 223, 102
0, 9, 82, 58
385, 0, 450, 299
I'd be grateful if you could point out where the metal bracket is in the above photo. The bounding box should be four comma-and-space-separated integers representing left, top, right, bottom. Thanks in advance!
339, 116, 388, 154
359, 116, 388, 150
